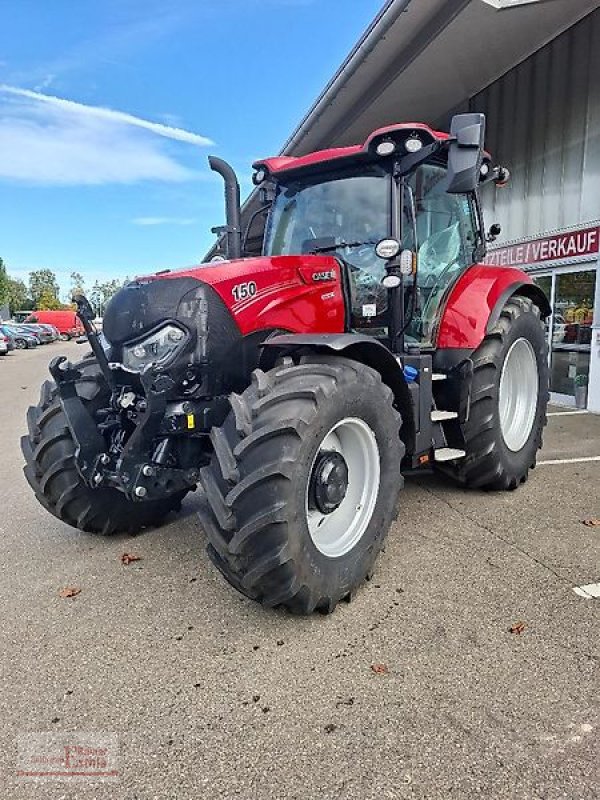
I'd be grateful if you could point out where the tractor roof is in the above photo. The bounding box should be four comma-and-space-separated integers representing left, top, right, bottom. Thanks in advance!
254, 123, 450, 178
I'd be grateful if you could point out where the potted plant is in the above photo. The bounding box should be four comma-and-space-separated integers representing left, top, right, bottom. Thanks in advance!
574, 373, 588, 409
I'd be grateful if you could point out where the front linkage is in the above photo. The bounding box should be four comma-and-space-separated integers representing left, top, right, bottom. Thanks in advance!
48, 353, 198, 502
48, 295, 216, 503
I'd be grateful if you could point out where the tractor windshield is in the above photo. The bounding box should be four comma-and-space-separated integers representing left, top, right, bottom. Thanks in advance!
264, 167, 392, 319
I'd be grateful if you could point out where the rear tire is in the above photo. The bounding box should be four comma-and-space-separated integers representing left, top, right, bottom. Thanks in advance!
198, 355, 404, 614
21, 359, 187, 534
439, 295, 548, 490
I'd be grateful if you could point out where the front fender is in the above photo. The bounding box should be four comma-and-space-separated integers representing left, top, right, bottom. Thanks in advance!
435, 265, 551, 350
260, 333, 416, 451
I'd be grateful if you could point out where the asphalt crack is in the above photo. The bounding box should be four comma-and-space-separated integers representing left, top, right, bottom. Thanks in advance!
421, 484, 570, 585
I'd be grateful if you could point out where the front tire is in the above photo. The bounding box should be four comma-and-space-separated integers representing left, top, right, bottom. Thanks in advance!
198, 356, 404, 614
440, 295, 548, 490
21, 359, 187, 534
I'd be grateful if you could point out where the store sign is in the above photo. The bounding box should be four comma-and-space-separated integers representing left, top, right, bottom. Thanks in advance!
485, 226, 600, 268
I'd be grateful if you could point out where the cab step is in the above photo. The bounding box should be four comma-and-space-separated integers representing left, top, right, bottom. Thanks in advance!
432, 372, 447, 381
431, 409, 458, 422
434, 447, 466, 462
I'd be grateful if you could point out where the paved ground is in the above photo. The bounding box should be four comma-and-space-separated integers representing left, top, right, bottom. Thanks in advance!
0, 343, 598, 799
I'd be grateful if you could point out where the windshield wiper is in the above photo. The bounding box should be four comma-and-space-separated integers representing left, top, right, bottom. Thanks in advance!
308, 240, 377, 254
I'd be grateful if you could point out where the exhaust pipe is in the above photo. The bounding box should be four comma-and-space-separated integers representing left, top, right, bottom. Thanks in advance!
208, 156, 242, 260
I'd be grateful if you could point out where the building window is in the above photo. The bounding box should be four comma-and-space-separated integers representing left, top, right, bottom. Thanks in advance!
534, 268, 595, 406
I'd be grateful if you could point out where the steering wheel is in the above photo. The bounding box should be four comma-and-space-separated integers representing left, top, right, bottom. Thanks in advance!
418, 224, 461, 289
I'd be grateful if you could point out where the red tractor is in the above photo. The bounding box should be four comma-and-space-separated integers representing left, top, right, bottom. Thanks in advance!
22, 114, 550, 614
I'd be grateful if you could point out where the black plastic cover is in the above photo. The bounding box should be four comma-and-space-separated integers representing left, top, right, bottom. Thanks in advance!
103, 276, 242, 392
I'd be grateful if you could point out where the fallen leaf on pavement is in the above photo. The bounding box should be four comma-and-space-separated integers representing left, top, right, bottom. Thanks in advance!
58, 587, 81, 599
581, 519, 600, 528
121, 553, 142, 565
370, 663, 389, 674
509, 622, 526, 635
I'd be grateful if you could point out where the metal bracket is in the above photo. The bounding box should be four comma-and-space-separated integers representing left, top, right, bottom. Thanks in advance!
49, 356, 107, 482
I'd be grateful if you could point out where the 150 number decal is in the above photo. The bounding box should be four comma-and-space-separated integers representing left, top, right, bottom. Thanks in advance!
232, 281, 257, 302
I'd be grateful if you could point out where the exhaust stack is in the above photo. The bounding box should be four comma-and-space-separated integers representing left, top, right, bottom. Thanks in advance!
208, 156, 242, 260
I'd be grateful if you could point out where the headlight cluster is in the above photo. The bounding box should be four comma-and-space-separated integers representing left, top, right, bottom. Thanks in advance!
122, 323, 187, 372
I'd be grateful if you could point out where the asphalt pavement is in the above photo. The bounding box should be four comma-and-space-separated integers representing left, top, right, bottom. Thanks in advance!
0, 343, 598, 799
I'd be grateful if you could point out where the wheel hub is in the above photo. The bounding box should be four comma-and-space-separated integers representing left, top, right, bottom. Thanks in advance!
305, 417, 380, 559
498, 337, 539, 452
309, 451, 349, 514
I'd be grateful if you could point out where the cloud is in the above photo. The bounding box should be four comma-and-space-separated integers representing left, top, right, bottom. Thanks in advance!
132, 217, 197, 226
0, 86, 213, 146
0, 86, 214, 186
33, 74, 56, 92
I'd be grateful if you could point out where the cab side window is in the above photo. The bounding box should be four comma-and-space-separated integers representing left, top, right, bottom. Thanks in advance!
404, 165, 478, 346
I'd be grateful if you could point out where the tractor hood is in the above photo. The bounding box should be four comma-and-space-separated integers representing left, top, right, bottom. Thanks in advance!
114, 254, 346, 339
102, 254, 345, 389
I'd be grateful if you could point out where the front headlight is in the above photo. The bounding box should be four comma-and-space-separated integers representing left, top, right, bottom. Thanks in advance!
121, 323, 188, 372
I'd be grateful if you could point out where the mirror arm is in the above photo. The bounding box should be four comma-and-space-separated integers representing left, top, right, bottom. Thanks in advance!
395, 141, 441, 177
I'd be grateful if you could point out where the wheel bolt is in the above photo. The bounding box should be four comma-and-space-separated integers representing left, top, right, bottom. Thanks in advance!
134, 486, 147, 498
142, 465, 154, 477
93, 473, 102, 485
100, 454, 110, 465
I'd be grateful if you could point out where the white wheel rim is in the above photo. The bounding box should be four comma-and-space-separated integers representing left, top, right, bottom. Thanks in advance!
306, 417, 380, 558
498, 337, 538, 452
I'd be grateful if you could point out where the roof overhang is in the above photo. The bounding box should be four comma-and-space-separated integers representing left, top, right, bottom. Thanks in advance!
280, 0, 597, 155
207, 0, 597, 258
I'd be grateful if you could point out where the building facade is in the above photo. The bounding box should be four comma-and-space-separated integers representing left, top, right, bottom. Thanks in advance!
233, 0, 600, 410
471, 9, 600, 410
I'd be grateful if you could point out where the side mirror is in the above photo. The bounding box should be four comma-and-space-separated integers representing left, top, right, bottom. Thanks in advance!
447, 113, 486, 194
486, 223, 502, 243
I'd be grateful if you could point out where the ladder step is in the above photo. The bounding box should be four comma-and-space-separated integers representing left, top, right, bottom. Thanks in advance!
431, 410, 458, 422
434, 447, 466, 462
432, 372, 447, 381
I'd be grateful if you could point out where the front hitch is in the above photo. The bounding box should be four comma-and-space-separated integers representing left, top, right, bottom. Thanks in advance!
48, 356, 107, 483
49, 355, 199, 502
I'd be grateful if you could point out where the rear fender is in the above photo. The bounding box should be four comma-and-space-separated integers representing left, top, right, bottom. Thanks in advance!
485, 281, 551, 332
436, 265, 551, 350
260, 333, 416, 451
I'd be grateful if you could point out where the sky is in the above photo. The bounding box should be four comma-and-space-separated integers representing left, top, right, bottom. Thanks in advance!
0, 0, 383, 298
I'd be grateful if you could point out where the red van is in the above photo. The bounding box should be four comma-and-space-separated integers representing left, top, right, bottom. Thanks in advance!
25, 310, 83, 340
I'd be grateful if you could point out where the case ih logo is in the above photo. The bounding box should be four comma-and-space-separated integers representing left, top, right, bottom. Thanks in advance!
312, 269, 335, 282
485, 226, 599, 268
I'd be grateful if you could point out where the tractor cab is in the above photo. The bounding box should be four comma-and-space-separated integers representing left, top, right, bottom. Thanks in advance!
254, 115, 502, 352
262, 159, 480, 348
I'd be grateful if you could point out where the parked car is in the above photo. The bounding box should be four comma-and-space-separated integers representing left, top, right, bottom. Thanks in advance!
25, 310, 83, 340
1, 324, 39, 349
38, 323, 59, 341
20, 323, 54, 344
0, 333, 9, 355
0, 326, 16, 351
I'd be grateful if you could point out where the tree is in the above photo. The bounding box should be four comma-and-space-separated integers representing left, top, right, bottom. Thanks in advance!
37, 288, 64, 310
6, 277, 32, 315
29, 269, 60, 306
0, 257, 8, 309
89, 278, 126, 316
70, 271, 86, 297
